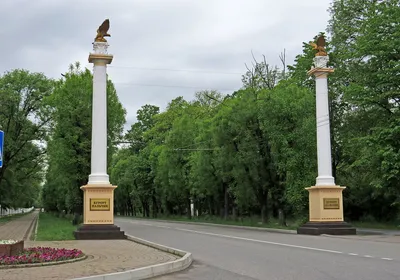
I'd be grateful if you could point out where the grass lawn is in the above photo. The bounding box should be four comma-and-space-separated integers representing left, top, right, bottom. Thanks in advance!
0, 212, 30, 224
351, 221, 400, 230
36, 212, 77, 241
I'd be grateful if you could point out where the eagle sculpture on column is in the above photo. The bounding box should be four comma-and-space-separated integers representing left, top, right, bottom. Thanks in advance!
94, 19, 111, 42
310, 35, 327, 56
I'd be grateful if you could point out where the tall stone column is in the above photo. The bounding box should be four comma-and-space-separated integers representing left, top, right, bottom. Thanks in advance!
297, 35, 355, 235
74, 19, 125, 240
313, 57, 335, 187
88, 41, 112, 185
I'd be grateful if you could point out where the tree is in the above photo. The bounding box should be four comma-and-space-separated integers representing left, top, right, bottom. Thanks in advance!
0, 69, 53, 208
328, 0, 400, 220
42, 62, 126, 217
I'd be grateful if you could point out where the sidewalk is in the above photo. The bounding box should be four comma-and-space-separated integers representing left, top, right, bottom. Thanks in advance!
0, 211, 181, 280
2, 240, 178, 280
0, 209, 38, 240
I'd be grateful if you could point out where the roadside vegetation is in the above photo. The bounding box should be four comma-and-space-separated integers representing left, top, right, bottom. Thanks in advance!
1, 1, 398, 231
35, 212, 77, 241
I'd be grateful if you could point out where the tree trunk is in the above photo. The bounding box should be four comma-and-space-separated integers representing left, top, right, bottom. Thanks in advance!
187, 198, 192, 220
278, 209, 286, 226
260, 191, 268, 224
224, 183, 229, 220
232, 205, 238, 221
152, 195, 158, 218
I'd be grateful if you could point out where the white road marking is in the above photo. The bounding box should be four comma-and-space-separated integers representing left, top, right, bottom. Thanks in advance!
126, 220, 397, 262
130, 221, 171, 229
174, 227, 343, 254
153, 225, 172, 229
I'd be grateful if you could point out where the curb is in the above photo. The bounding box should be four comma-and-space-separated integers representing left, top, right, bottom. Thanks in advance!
72, 235, 193, 280
33, 215, 39, 241
24, 211, 39, 241
124, 217, 297, 235
321, 234, 400, 243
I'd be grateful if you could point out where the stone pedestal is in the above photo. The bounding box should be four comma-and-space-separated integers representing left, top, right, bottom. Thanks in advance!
0, 241, 24, 257
74, 39, 125, 240
74, 184, 125, 239
297, 186, 355, 235
297, 55, 355, 235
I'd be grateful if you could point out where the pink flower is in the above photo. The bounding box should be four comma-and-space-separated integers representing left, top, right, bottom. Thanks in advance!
0, 247, 83, 265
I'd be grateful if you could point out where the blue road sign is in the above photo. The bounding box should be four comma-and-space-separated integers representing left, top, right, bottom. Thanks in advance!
0, 130, 3, 168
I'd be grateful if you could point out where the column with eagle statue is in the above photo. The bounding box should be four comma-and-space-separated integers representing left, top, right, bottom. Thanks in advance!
297, 35, 356, 235
74, 19, 125, 240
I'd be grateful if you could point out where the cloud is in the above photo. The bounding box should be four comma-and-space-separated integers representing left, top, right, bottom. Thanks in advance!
1, 0, 332, 131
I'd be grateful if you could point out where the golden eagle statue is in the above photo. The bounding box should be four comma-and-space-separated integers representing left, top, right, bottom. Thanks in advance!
310, 35, 327, 56
94, 19, 111, 42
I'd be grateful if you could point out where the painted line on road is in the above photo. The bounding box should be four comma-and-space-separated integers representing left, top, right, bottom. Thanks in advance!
127, 220, 396, 262
174, 227, 343, 254
130, 221, 172, 229
153, 225, 172, 229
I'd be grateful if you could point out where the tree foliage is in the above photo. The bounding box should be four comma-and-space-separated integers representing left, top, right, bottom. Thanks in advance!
110, 0, 399, 225
2, 0, 398, 226
42, 63, 126, 215
0, 69, 53, 208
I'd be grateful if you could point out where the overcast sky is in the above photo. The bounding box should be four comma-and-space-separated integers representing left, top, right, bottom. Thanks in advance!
1, 0, 331, 131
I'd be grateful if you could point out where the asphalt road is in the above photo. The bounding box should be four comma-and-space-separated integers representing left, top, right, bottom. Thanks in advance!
115, 218, 400, 280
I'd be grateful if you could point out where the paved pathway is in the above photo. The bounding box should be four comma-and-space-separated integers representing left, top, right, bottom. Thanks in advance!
0, 209, 38, 240
1, 240, 178, 280
0, 211, 180, 280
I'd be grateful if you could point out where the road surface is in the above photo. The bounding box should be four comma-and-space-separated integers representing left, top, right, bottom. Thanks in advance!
115, 218, 400, 280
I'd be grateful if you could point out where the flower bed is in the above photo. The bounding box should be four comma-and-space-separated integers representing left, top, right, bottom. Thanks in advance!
0, 247, 84, 266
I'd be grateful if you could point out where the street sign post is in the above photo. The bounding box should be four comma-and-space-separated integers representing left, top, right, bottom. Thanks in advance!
0, 130, 4, 168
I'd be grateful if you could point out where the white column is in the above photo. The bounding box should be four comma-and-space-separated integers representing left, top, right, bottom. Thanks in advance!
310, 56, 335, 186
88, 42, 113, 185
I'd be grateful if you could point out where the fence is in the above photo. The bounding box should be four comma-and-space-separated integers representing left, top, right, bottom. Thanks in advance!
0, 206, 34, 217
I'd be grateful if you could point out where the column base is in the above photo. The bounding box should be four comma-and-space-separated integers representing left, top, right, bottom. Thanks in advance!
74, 224, 126, 240
297, 221, 356, 235
298, 184, 356, 235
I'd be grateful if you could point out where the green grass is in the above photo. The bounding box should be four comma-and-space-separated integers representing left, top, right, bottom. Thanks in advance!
121, 214, 302, 230
351, 221, 400, 230
0, 212, 30, 224
36, 212, 77, 241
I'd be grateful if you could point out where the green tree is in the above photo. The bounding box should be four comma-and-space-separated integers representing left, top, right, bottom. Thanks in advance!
42, 62, 126, 217
0, 69, 53, 208
328, 0, 400, 220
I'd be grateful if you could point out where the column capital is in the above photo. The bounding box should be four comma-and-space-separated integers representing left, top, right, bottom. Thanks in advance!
307, 67, 334, 77
88, 41, 113, 64
88, 54, 113, 64
307, 55, 334, 77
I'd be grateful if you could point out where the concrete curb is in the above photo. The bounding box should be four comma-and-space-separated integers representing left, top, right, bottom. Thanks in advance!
72, 235, 193, 280
24, 211, 39, 241
33, 215, 39, 241
125, 217, 297, 235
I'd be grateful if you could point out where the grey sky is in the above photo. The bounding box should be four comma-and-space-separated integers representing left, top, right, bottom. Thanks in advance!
1, 0, 331, 131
